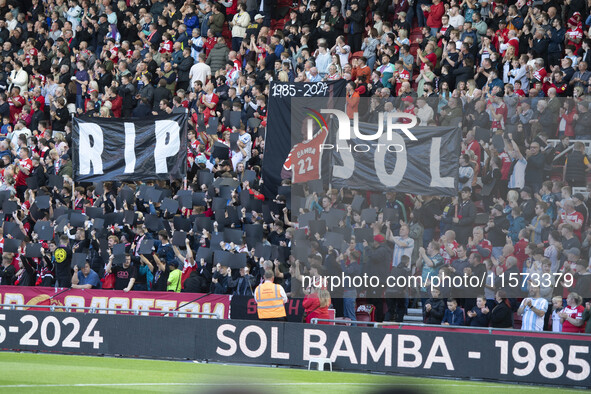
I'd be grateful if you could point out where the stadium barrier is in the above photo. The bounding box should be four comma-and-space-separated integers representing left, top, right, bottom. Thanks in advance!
0, 286, 230, 318
0, 304, 220, 318
0, 309, 588, 388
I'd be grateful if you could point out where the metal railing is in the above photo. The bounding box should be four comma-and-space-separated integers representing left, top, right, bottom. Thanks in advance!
0, 304, 221, 319
310, 318, 591, 337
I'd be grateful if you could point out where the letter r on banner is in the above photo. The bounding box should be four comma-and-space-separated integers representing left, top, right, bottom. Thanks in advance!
154, 120, 180, 173
79, 123, 104, 175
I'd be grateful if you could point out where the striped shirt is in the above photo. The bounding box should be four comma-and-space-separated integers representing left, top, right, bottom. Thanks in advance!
520, 297, 548, 331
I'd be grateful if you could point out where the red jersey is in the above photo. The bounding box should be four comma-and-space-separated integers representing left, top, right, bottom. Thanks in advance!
181, 258, 197, 289
465, 140, 481, 163
199, 93, 219, 112
422, 53, 437, 71
15, 158, 33, 187
491, 102, 507, 130
499, 151, 512, 180
533, 67, 547, 82
562, 304, 585, 333
109, 46, 119, 63
159, 40, 173, 53
514, 238, 529, 272
25, 47, 38, 65
566, 28, 583, 50
440, 240, 458, 265
395, 69, 410, 96
9, 95, 25, 123
468, 239, 492, 259
560, 210, 584, 240
204, 37, 217, 57
283, 127, 328, 184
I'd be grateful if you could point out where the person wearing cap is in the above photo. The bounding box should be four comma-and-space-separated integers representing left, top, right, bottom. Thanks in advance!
345, 1, 364, 53
166, 259, 182, 292
566, 14, 584, 52
58, 152, 73, 178
244, 14, 263, 42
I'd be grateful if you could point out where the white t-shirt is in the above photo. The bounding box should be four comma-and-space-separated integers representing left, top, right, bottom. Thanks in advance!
551, 309, 563, 332
335, 44, 351, 69
449, 14, 465, 29
189, 62, 212, 89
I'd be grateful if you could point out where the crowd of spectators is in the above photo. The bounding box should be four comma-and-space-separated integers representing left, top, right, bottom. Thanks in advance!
0, 0, 588, 333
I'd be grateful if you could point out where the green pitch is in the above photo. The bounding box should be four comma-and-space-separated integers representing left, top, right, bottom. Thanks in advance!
0, 352, 580, 393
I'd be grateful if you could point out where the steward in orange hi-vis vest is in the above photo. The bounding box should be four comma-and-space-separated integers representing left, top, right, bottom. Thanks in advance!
254, 271, 287, 319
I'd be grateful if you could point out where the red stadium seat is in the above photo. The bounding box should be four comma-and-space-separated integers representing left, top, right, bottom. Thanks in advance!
513, 312, 523, 329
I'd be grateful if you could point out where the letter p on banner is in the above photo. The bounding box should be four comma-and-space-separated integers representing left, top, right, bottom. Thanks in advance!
154, 120, 181, 173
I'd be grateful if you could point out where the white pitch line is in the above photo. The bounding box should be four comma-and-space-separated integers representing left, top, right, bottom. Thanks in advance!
0, 382, 580, 390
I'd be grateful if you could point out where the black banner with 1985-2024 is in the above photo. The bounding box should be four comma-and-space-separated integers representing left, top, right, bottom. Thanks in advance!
261, 80, 347, 199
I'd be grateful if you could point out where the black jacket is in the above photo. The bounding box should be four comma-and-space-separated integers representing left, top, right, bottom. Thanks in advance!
520, 198, 537, 222
364, 242, 392, 291
487, 215, 510, 247
152, 86, 172, 110
490, 301, 513, 328
345, 8, 364, 34
423, 298, 446, 324
118, 83, 136, 111
176, 55, 194, 83
454, 199, 476, 244
574, 110, 591, 136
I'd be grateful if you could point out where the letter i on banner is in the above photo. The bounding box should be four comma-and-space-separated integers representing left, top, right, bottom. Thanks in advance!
124, 123, 137, 173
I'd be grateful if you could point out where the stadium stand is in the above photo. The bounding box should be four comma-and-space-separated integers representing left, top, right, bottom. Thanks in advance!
0, 0, 588, 336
